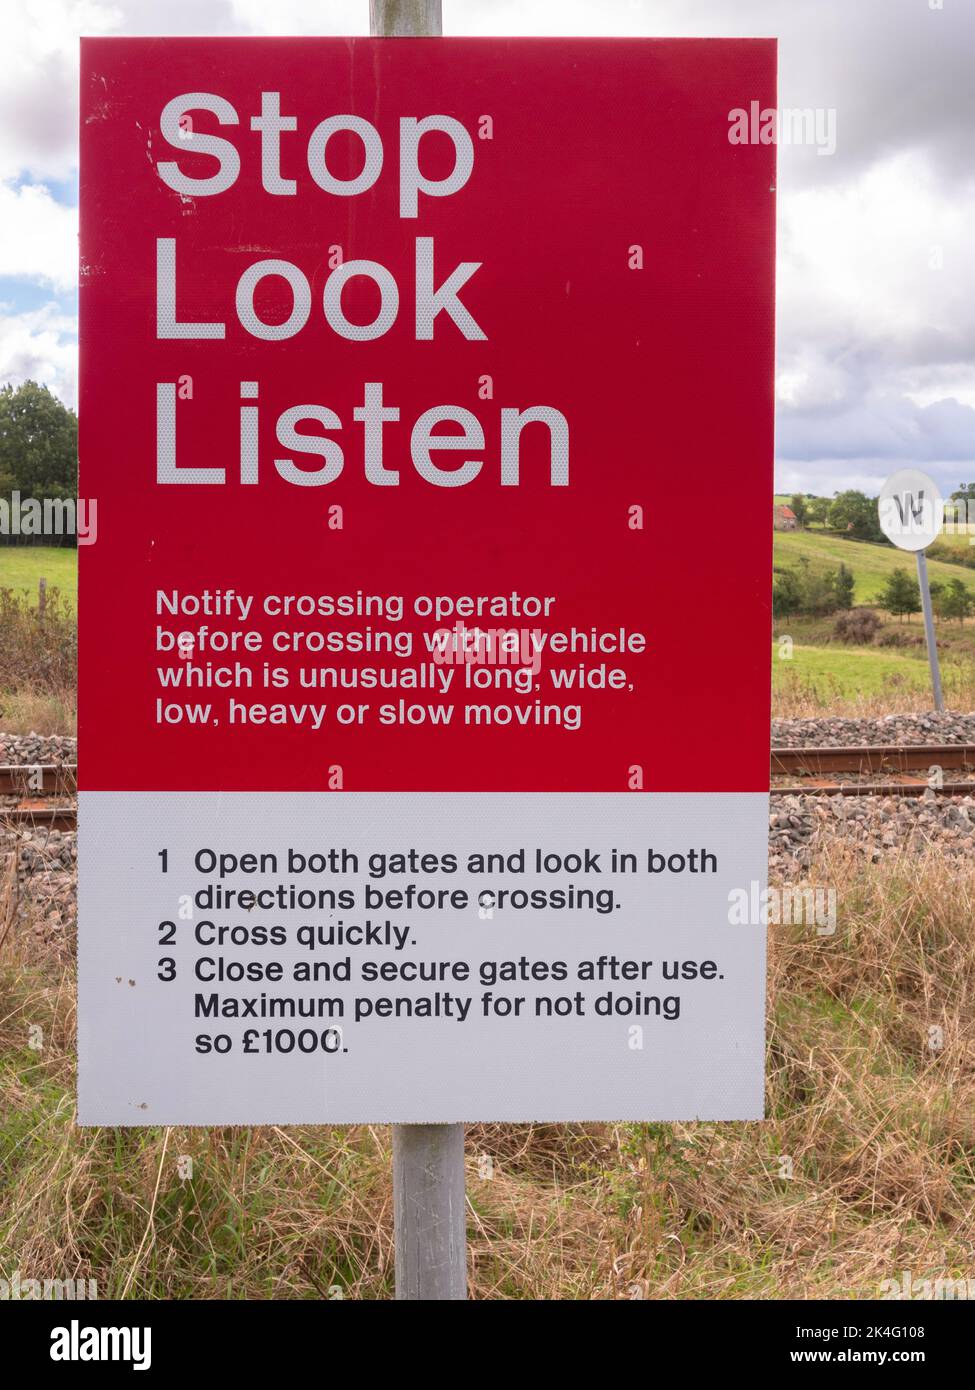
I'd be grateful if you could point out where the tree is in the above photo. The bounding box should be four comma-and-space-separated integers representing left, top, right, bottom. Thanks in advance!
878, 568, 921, 621
832, 562, 855, 610
789, 493, 808, 528
0, 380, 77, 500
828, 490, 886, 543
797, 564, 842, 616
934, 577, 973, 626
806, 497, 831, 527
772, 558, 855, 617
772, 568, 802, 617
947, 484, 975, 532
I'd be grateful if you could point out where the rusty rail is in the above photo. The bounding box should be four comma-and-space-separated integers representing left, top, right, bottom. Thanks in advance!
0, 764, 78, 829
771, 745, 975, 776
0, 765, 77, 794
0, 806, 77, 829
771, 781, 975, 798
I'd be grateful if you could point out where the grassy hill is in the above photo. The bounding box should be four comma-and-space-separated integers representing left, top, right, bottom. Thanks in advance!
773, 529, 975, 604
772, 638, 932, 696
0, 546, 77, 608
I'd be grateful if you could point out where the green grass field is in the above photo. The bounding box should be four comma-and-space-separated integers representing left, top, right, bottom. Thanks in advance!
0, 546, 77, 608
773, 528, 975, 603
773, 639, 931, 696
772, 608, 975, 711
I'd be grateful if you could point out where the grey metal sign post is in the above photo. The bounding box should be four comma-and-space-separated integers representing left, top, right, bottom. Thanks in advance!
393, 1122, 467, 1300
915, 548, 944, 712
369, 0, 469, 1301
370, 0, 441, 34
878, 469, 945, 713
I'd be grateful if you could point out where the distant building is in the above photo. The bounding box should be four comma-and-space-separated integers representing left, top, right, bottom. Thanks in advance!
773, 504, 798, 531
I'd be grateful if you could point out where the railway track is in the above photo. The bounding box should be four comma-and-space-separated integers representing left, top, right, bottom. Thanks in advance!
0, 766, 76, 795
0, 764, 77, 829
770, 744, 975, 796
2, 748, 975, 828
771, 744, 975, 776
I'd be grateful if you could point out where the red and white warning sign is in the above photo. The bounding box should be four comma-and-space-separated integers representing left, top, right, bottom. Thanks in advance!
79, 37, 775, 1123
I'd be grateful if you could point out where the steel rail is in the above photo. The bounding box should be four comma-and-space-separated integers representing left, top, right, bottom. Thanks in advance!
771, 745, 975, 776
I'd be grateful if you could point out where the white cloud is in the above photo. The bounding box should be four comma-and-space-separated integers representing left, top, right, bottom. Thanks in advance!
0, 182, 78, 290
0, 302, 78, 407
774, 150, 975, 488
0, 0, 121, 183
228, 0, 362, 35
904, 368, 975, 413
776, 458, 975, 500
775, 465, 898, 499
778, 152, 973, 369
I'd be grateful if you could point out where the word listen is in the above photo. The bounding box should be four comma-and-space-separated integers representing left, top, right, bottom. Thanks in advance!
152, 94, 570, 489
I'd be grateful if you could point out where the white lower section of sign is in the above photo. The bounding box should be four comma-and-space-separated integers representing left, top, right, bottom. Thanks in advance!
78, 792, 767, 1124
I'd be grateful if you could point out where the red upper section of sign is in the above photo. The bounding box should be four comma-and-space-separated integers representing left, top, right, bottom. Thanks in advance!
79, 37, 775, 792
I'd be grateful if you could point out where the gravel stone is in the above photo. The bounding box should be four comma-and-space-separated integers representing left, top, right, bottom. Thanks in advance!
772, 712, 975, 748
0, 733, 76, 766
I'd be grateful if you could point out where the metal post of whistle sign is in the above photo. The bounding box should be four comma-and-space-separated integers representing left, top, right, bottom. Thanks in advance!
370, 0, 469, 1302
915, 549, 944, 712
878, 469, 945, 713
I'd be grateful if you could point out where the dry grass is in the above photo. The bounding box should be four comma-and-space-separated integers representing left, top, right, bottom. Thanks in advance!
628, 842, 975, 1298
773, 675, 975, 719
0, 688, 76, 737
1, 845, 973, 1300
0, 586, 76, 736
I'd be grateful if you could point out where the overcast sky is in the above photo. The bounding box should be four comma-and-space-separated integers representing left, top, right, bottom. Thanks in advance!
2, 0, 972, 496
